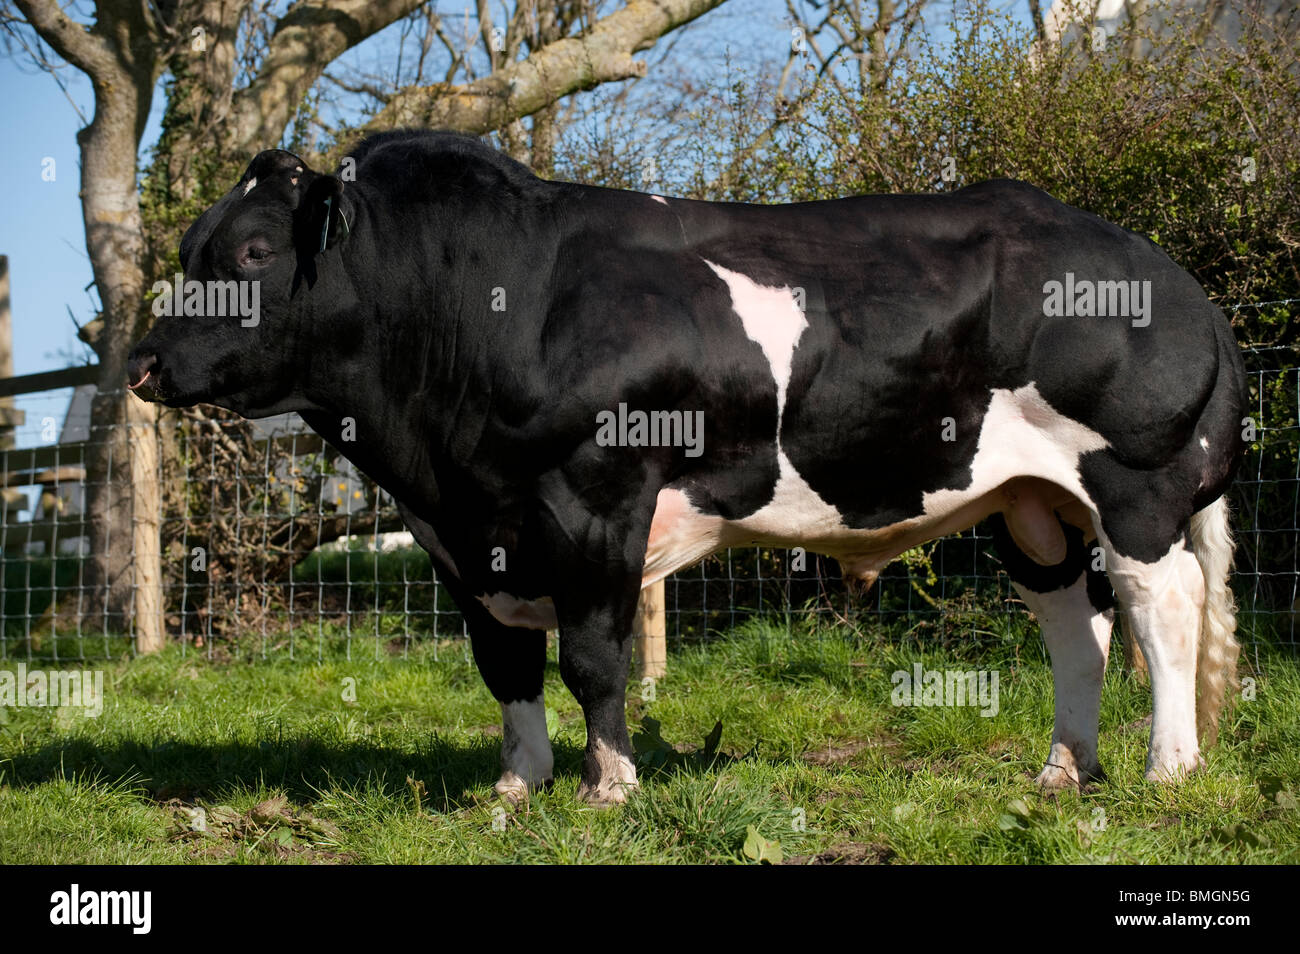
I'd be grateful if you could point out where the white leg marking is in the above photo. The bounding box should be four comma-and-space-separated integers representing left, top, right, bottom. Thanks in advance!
577, 738, 638, 806
495, 696, 554, 803
1099, 531, 1205, 781
1016, 575, 1114, 788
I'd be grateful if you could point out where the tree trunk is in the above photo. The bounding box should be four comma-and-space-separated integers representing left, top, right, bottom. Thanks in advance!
76, 62, 161, 646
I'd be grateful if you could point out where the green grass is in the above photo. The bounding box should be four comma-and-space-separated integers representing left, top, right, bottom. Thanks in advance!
0, 614, 1297, 864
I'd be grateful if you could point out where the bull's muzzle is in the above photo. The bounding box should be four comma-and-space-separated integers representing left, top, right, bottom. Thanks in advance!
126, 350, 160, 400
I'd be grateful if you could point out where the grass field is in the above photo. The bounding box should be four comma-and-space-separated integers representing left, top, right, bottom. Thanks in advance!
1, 613, 1297, 864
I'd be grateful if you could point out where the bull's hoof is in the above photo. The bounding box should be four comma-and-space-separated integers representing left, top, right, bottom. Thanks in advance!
576, 779, 639, 807
1036, 761, 1105, 791
494, 772, 553, 806
1144, 752, 1205, 783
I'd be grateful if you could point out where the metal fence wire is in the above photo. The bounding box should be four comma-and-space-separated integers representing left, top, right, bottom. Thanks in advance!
1, 343, 1296, 662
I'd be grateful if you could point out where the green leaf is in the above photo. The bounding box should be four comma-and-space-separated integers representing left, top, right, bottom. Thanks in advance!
1208, 823, 1266, 848
544, 706, 559, 740
742, 825, 784, 864
997, 798, 1037, 831
892, 802, 917, 821
1259, 776, 1297, 810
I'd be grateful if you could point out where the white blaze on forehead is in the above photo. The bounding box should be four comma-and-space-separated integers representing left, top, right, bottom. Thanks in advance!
703, 260, 808, 422
243, 177, 257, 196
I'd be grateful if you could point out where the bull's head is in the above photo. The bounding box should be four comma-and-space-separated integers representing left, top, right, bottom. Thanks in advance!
127, 149, 351, 417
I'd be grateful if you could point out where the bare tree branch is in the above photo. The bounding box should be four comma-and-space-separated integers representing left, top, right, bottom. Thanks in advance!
228, 0, 428, 152
12, 0, 114, 75
361, 0, 726, 136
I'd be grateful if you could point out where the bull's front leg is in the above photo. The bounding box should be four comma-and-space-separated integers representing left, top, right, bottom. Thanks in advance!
555, 576, 642, 806
467, 622, 553, 803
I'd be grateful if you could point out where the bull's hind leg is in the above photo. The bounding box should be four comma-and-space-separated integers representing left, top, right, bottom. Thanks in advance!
989, 513, 1115, 789
1095, 527, 1206, 781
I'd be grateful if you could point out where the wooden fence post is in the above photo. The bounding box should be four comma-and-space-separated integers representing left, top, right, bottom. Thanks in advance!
634, 579, 666, 680
129, 395, 163, 653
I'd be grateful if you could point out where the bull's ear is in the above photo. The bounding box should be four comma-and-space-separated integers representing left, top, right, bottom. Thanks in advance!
296, 174, 349, 255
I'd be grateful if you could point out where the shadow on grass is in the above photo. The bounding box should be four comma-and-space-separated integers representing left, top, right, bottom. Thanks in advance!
2, 734, 589, 813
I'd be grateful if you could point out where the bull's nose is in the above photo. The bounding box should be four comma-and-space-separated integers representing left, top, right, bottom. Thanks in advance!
126, 352, 158, 391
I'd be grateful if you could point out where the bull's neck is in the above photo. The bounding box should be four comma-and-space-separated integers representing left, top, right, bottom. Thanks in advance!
298, 187, 564, 520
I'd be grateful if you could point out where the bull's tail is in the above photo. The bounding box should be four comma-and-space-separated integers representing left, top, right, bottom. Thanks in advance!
1190, 495, 1240, 747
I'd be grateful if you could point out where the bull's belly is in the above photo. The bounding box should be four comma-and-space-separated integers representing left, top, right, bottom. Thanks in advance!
641, 383, 1107, 588
479, 383, 1108, 629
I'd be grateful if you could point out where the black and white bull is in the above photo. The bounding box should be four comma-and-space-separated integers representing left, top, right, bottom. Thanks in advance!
128, 130, 1246, 804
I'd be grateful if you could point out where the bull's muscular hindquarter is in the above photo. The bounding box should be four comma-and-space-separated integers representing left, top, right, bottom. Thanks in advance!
123, 129, 1245, 805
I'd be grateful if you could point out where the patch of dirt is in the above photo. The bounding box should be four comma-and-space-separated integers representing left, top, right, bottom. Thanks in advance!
162, 795, 354, 864
1147, 815, 1182, 829
784, 841, 893, 865
152, 783, 201, 803
902, 756, 957, 776
802, 736, 901, 766
1122, 714, 1153, 733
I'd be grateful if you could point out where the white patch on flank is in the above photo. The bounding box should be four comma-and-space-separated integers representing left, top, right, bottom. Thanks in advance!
703, 259, 808, 424
921, 384, 1108, 518
495, 695, 554, 802
642, 381, 1111, 588
477, 592, 557, 630
1199, 436, 1210, 451
654, 259, 1110, 586
650, 195, 668, 205
643, 262, 824, 585
243, 177, 257, 196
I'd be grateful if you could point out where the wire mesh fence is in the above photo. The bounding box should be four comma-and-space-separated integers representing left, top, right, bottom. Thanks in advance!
1, 342, 1296, 662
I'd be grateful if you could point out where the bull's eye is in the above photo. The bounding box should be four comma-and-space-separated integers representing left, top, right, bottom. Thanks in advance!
238, 243, 274, 268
